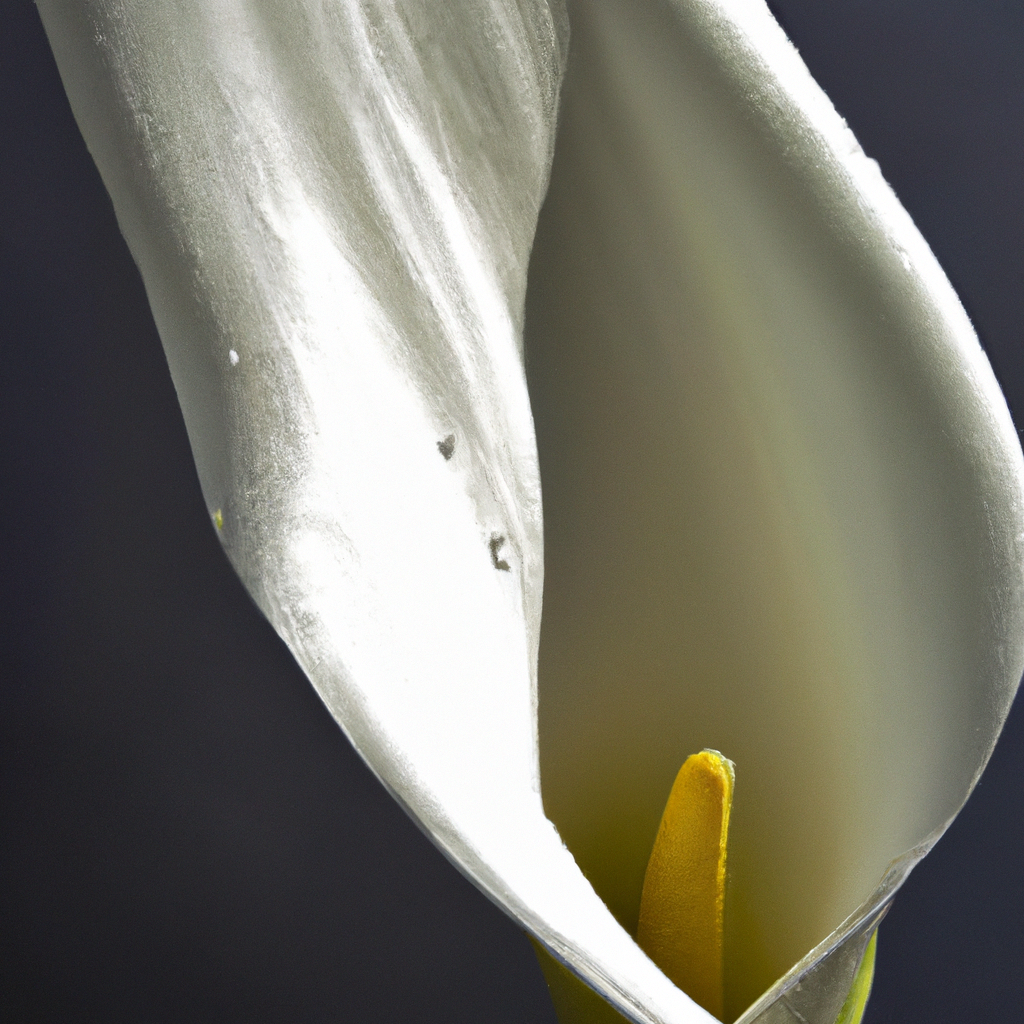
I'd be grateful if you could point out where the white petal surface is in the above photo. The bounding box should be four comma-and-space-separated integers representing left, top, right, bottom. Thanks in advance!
38, 1, 1024, 1023
38, 1, 714, 1021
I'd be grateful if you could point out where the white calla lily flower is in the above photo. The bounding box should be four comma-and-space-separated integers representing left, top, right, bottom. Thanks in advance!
37, 1, 1024, 1023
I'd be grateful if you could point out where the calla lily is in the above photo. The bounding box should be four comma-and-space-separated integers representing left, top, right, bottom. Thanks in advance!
37, 1, 1024, 1023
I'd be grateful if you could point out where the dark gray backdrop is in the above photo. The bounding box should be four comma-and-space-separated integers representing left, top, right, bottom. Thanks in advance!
2, 2, 1022, 1021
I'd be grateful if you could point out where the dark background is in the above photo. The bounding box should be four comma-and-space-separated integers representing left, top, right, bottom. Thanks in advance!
2, 1, 1022, 1021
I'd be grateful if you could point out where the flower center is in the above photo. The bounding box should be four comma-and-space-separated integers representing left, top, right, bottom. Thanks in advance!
533, 749, 876, 1024
637, 750, 734, 1020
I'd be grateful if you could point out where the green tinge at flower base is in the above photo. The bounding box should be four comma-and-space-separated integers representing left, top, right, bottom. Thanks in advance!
535, 751, 877, 1024
536, 931, 877, 1024
37, 1, 1024, 1023
834, 933, 876, 1024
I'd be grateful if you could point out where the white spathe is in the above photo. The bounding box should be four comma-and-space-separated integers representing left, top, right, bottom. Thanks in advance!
38, 1, 1024, 1023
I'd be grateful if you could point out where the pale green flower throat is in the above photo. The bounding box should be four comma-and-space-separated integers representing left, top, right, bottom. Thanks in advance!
537, 752, 876, 1024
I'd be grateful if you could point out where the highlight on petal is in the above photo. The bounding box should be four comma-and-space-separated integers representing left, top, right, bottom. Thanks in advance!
39, 3, 716, 1023
38, 1, 1024, 1023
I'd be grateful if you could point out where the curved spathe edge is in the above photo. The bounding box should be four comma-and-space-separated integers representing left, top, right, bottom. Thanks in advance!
735, 838, 934, 1024
713, 0, 1023, 488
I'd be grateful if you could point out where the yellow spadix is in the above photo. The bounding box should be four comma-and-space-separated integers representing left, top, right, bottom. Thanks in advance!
637, 751, 734, 1020
538, 753, 876, 1024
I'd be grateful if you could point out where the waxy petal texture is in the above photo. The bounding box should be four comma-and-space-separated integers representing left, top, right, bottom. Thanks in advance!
38, 1, 1024, 1023
39, 1, 715, 1022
